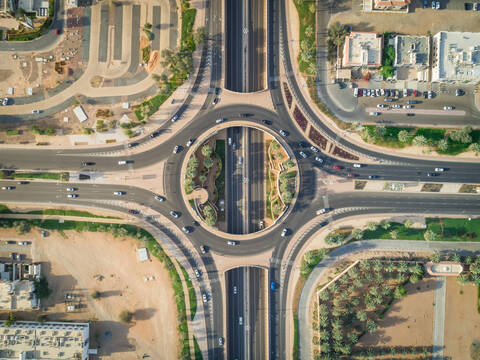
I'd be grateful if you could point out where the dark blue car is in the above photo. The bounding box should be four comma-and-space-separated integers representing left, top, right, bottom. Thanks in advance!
423, 0, 428, 7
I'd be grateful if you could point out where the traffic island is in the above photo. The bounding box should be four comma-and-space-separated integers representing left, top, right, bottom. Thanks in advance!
180, 122, 300, 239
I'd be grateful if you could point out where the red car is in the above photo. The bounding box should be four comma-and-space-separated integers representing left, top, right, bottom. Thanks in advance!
347, 173, 356, 178
333, 165, 342, 170
56, 29, 60, 35
413, 90, 418, 97
128, 209, 139, 214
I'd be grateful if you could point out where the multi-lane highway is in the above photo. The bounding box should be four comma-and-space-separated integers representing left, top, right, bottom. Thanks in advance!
0, 0, 480, 358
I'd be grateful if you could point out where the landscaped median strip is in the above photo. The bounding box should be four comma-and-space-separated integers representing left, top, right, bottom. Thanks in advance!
0, 171, 70, 181
0, 216, 193, 359
0, 204, 120, 219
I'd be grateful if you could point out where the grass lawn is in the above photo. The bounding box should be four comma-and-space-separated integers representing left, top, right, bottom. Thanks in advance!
194, 336, 203, 360
363, 125, 413, 148
178, 261, 197, 321
361, 218, 480, 242
26, 209, 120, 219
293, 0, 316, 73
181, 8, 196, 52
215, 140, 226, 202
11, 172, 69, 181
293, 314, 300, 360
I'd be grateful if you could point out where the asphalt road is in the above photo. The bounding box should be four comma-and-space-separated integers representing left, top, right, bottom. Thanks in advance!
225, 0, 244, 91
247, 127, 265, 233
249, 266, 266, 360
226, 267, 245, 359
247, 0, 265, 92
226, 127, 246, 234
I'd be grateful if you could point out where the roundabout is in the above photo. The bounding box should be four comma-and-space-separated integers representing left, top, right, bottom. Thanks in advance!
179, 121, 300, 239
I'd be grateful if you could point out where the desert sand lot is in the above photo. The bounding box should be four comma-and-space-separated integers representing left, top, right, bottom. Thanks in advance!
444, 277, 480, 360
358, 278, 435, 349
0, 227, 179, 360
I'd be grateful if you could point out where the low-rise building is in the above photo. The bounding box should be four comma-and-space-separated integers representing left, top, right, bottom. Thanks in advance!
17, 0, 49, 17
373, 0, 410, 11
0, 321, 90, 360
394, 35, 429, 68
0, 261, 41, 310
431, 31, 480, 83
0, 0, 16, 17
342, 32, 383, 68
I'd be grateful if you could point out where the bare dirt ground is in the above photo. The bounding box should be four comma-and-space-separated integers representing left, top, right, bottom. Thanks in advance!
444, 277, 480, 360
357, 277, 435, 348
330, 0, 480, 35
0, 227, 179, 360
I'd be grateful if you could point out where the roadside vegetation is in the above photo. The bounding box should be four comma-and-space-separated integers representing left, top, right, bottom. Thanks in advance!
179, 261, 197, 321
380, 32, 395, 79
293, 0, 317, 75
0, 171, 69, 181
194, 336, 203, 360
361, 125, 480, 156
326, 22, 349, 64
7, 0, 55, 41
0, 204, 119, 219
0, 218, 192, 359
134, 0, 205, 122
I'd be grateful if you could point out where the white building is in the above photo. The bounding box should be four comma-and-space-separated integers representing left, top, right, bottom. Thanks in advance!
0, 262, 40, 311
73, 105, 88, 123
0, 321, 91, 360
342, 32, 383, 68
18, 0, 49, 17
432, 31, 480, 83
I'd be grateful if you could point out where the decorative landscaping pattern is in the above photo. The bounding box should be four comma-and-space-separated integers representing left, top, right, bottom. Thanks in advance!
308, 126, 328, 150
184, 138, 223, 227
283, 82, 293, 109
265, 140, 298, 221
293, 106, 308, 131
332, 145, 359, 161
313, 259, 427, 358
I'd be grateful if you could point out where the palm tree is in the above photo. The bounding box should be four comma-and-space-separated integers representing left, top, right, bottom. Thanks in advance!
352, 229, 363, 240
385, 262, 395, 273
470, 142, 480, 156
413, 135, 427, 147
380, 220, 391, 230
367, 222, 377, 231
430, 251, 441, 263
457, 273, 469, 285
398, 262, 408, 273
410, 263, 424, 277
356, 309, 367, 322
398, 130, 410, 143
366, 319, 377, 333
390, 230, 398, 239
203, 157, 214, 168
373, 259, 382, 272
201, 144, 213, 158
437, 139, 449, 151
451, 253, 461, 263
424, 229, 437, 242
404, 219, 412, 228
199, 174, 207, 184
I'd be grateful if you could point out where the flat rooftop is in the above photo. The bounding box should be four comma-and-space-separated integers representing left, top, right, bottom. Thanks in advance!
0, 321, 90, 360
394, 35, 429, 67
0, 262, 40, 310
432, 31, 480, 82
343, 32, 383, 67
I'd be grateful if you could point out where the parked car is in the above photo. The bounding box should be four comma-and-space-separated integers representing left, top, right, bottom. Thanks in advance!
436, 1, 440, 9
171, 114, 179, 122
317, 208, 329, 214
443, 105, 454, 110
186, 139, 194, 147
333, 164, 342, 170
155, 195, 165, 201
392, 104, 401, 109
384, 98, 393, 102
298, 151, 308, 159
456, 89, 464, 96
202, 293, 208, 303
218, 337, 224, 346
194, 269, 200, 278
407, 100, 418, 104
182, 226, 190, 234
424, 0, 428, 7
473, 2, 479, 10
18, 241, 29, 246
2, 98, 9, 106
377, 104, 387, 108
270, 281, 278, 290
314, 157, 324, 163
428, 91, 433, 99
310, 146, 319, 153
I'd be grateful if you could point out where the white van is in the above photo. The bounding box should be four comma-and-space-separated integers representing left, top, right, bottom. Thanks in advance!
118, 160, 127, 165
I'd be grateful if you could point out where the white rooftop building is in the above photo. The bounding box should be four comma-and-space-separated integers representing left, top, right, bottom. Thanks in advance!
0, 321, 90, 360
73, 105, 88, 123
342, 32, 383, 68
0, 262, 41, 311
432, 31, 480, 83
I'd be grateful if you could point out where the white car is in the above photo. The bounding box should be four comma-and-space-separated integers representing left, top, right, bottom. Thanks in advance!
32, 110, 41, 114
171, 114, 179, 122
435, 168, 445, 172
314, 157, 324, 163
18, 241, 29, 246
67, 194, 78, 198
233, 286, 238, 294
113, 191, 125, 195
182, 226, 190, 234
369, 112, 380, 116
173, 146, 180, 154
170, 211, 179, 218
118, 160, 128, 165
281, 228, 288, 237
403, 105, 412, 109
186, 139, 194, 147
2, 98, 9, 106
227, 240, 237, 246
299, 151, 307, 159
66, 187, 76, 191
155, 195, 165, 201
194, 269, 200, 278
310, 146, 319, 153
239, 317, 243, 325
1, 186, 14, 190
353, 163, 362, 168
202, 293, 208, 303
443, 106, 454, 110
392, 104, 401, 109
215, 118, 225, 124
279, 129, 288, 137
377, 104, 387, 108
317, 208, 329, 215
